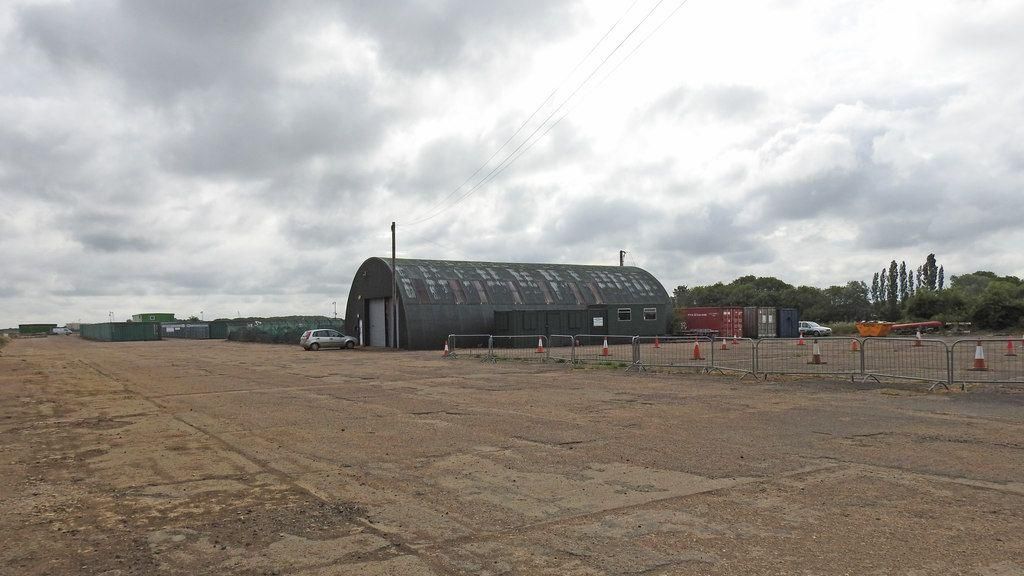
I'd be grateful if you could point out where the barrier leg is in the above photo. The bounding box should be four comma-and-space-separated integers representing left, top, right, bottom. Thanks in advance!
626, 337, 646, 372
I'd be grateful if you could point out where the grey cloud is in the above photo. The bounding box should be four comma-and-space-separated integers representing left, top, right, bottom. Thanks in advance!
548, 198, 659, 248
388, 133, 493, 201
857, 83, 967, 114
742, 98, 1024, 254
648, 84, 767, 122
388, 113, 594, 210
17, 1, 282, 98
58, 209, 159, 253
17, 0, 580, 95
753, 169, 872, 221
3, 1, 1024, 327
76, 231, 158, 253
0, 125, 83, 200
333, 0, 579, 73
657, 204, 772, 261
282, 213, 375, 246
161, 82, 390, 179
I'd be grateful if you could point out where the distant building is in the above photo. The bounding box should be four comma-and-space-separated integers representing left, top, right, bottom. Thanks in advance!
19, 324, 57, 335
131, 313, 176, 323
345, 258, 672, 350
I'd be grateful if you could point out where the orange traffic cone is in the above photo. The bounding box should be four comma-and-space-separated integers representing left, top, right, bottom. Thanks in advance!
808, 340, 827, 365
535, 337, 545, 354
653, 336, 661, 349
601, 337, 610, 357
797, 334, 806, 346
913, 329, 923, 347
692, 342, 704, 360
1006, 339, 1017, 357
720, 338, 728, 351
732, 334, 739, 345
850, 339, 860, 353
968, 341, 988, 371
443, 340, 450, 357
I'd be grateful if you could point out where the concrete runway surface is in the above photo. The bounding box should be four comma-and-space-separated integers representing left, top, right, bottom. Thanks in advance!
1, 337, 1022, 575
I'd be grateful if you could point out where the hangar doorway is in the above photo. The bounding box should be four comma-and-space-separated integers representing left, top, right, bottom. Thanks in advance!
367, 298, 389, 347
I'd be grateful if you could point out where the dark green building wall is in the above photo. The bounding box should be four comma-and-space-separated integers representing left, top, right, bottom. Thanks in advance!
81, 322, 162, 342
19, 324, 57, 334
346, 258, 672, 350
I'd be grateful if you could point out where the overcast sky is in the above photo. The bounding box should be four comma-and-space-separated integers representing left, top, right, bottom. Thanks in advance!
2, 0, 1022, 326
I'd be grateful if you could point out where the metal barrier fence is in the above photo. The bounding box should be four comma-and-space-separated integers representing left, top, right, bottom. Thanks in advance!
572, 334, 637, 366
710, 337, 757, 377
547, 335, 576, 363
756, 337, 862, 380
441, 334, 1024, 390
862, 337, 951, 390
951, 338, 1024, 388
491, 335, 549, 363
634, 336, 714, 372
446, 334, 491, 360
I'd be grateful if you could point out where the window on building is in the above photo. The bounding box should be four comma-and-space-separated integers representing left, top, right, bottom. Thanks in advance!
617, 308, 632, 321
643, 308, 657, 321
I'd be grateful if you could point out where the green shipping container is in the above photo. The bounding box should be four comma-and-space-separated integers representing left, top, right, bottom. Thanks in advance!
80, 322, 162, 342
19, 324, 57, 334
208, 321, 229, 339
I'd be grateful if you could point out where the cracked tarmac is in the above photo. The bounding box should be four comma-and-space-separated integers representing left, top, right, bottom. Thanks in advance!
1, 337, 1022, 575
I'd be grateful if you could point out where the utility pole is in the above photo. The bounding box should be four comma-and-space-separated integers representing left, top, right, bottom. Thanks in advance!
619, 250, 626, 267
391, 222, 398, 349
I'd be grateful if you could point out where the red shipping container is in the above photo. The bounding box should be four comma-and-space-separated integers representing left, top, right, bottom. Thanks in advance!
684, 307, 744, 337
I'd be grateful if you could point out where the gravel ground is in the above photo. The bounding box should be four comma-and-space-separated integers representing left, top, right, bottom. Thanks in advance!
1, 336, 1022, 575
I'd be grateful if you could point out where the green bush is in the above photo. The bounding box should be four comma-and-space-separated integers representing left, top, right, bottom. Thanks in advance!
828, 322, 858, 336
227, 326, 309, 345
968, 279, 1024, 330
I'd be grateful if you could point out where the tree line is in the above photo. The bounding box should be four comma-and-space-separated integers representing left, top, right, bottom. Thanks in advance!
673, 254, 1024, 330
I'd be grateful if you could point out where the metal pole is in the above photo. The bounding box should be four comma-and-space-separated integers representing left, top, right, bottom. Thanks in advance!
391, 222, 398, 349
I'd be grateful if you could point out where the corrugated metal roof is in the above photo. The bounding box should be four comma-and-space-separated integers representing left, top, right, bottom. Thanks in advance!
385, 258, 668, 307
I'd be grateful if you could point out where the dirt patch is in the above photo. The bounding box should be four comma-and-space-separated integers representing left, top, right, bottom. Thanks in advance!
1, 337, 1022, 575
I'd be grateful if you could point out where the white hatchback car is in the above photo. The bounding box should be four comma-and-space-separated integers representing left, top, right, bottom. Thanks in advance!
300, 329, 357, 351
799, 321, 833, 337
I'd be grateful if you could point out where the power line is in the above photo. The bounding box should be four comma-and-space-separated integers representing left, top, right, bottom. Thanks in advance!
404, 0, 643, 225
419, 0, 690, 213
596, 0, 693, 89
404, 0, 668, 226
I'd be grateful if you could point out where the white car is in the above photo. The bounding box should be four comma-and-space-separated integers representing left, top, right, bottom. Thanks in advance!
299, 329, 357, 351
51, 327, 72, 335
799, 321, 832, 337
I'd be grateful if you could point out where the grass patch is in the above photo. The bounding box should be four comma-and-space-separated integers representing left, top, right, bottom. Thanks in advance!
829, 322, 859, 335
